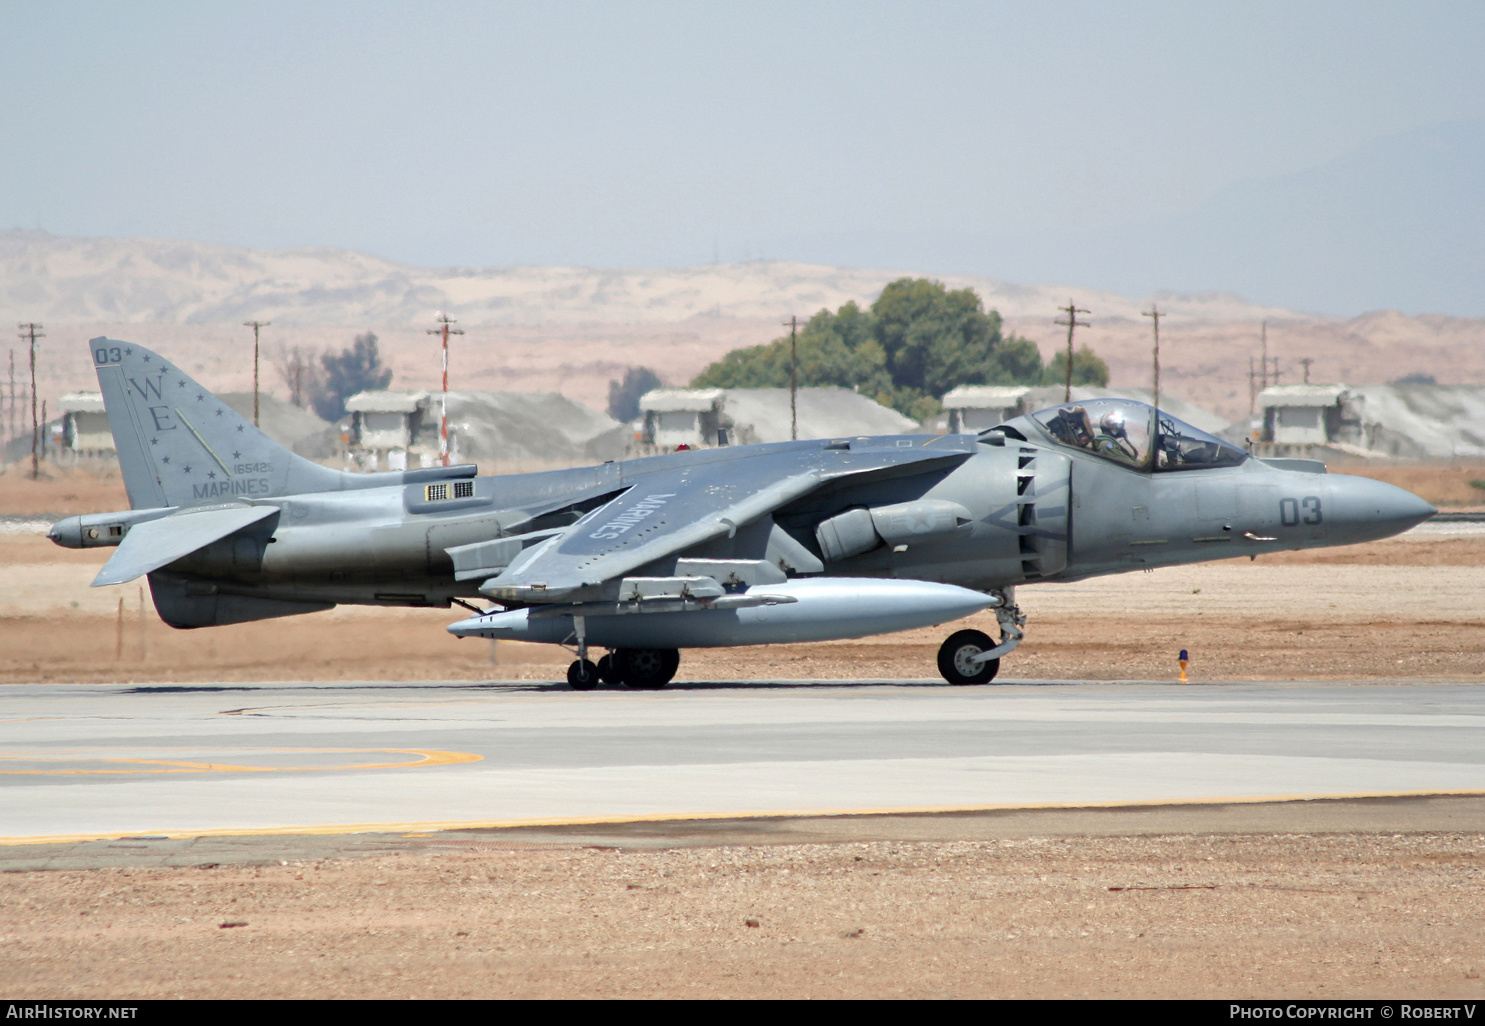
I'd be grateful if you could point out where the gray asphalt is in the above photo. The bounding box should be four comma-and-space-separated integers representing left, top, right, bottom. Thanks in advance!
3, 678, 1482, 855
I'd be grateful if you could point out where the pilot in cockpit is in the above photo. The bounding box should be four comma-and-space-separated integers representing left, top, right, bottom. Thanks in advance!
1095, 409, 1138, 460
1039, 402, 1150, 468
1045, 405, 1139, 462
1032, 398, 1245, 472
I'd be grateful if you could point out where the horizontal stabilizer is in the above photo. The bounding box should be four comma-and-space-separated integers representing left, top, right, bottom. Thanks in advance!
92, 504, 279, 587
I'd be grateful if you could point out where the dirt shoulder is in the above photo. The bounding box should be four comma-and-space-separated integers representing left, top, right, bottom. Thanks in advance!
2, 830, 1480, 999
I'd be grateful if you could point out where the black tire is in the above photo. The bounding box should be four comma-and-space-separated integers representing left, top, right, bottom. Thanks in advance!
596, 654, 623, 686
937, 629, 1000, 685
567, 658, 599, 690
616, 648, 680, 689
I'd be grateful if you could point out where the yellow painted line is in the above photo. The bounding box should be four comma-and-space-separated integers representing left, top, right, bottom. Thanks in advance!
0, 748, 481, 775
2, 788, 1482, 847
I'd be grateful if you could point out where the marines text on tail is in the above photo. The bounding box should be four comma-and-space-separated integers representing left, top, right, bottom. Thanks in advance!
51, 339, 1436, 689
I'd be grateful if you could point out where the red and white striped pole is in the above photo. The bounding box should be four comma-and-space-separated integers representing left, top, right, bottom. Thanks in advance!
428, 313, 463, 466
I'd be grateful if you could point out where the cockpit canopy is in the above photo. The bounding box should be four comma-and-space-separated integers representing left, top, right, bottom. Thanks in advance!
1011, 398, 1246, 472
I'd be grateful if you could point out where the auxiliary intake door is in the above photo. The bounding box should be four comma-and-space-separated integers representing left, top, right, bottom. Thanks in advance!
1015, 447, 1070, 579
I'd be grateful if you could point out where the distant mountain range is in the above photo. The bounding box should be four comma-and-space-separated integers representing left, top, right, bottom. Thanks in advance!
0, 230, 1301, 327
3, 230, 1482, 428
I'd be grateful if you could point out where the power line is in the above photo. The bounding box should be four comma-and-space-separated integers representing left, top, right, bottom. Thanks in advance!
19, 323, 43, 479
1054, 300, 1090, 404
243, 321, 270, 428
428, 313, 464, 466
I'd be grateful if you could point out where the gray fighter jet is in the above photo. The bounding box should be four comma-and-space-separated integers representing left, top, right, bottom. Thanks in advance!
50, 339, 1435, 688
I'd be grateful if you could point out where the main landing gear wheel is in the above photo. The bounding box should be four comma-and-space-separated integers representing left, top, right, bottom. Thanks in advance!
596, 654, 624, 686
567, 659, 599, 690
616, 648, 680, 689
938, 629, 1000, 685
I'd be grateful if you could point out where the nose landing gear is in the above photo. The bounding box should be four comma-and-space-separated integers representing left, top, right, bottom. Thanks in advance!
938, 629, 1000, 684
937, 589, 1024, 685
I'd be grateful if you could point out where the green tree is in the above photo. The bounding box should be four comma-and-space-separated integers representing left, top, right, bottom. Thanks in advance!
872, 278, 1002, 398
691, 301, 892, 397
691, 278, 1099, 421
989, 334, 1045, 384
1042, 345, 1110, 388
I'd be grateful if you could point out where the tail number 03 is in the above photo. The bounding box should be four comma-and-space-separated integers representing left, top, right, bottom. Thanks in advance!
1279, 496, 1322, 527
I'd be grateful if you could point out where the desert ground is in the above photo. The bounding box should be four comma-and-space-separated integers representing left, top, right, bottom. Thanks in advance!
1, 464, 1481, 999
3, 831, 1482, 1000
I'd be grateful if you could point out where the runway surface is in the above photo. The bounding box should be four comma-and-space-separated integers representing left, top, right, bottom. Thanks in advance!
3, 678, 1484, 846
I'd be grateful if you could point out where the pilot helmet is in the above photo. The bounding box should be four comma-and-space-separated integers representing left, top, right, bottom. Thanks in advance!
1100, 408, 1128, 437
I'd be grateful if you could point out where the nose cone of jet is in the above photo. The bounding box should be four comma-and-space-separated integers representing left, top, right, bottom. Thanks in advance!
48, 516, 83, 548
1325, 475, 1436, 545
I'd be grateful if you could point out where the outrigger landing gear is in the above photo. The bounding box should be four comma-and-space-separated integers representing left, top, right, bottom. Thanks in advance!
565, 615, 600, 691
567, 659, 599, 690
937, 589, 1025, 685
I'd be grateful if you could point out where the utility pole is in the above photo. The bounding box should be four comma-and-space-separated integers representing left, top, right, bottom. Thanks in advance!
1299, 357, 1313, 384
19, 323, 43, 479
290, 354, 303, 408
1260, 321, 1269, 390
1143, 304, 1163, 418
243, 321, 270, 427
6, 349, 13, 442
1248, 356, 1258, 416
785, 314, 798, 441
428, 313, 463, 466
1054, 300, 1090, 403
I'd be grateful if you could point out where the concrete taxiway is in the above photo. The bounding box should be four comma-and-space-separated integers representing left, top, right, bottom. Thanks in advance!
2, 679, 1483, 853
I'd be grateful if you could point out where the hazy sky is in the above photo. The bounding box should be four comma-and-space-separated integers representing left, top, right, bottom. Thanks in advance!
3, 1, 1482, 312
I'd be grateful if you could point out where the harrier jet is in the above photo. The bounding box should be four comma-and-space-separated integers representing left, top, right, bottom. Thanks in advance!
51, 339, 1435, 689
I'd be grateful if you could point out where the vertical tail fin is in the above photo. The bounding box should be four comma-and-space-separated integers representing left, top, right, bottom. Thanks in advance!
90, 337, 350, 508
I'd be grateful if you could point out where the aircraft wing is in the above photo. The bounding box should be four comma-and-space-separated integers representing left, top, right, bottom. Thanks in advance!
92, 503, 279, 587
481, 439, 973, 602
